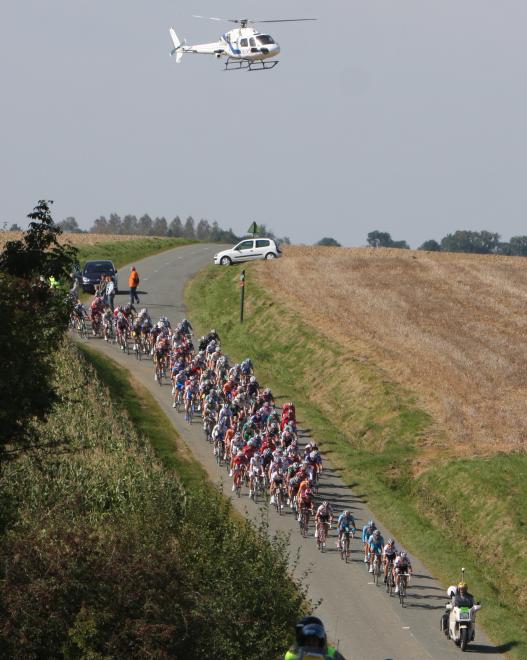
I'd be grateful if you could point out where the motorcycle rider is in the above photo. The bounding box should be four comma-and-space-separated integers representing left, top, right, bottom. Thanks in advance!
441, 581, 475, 633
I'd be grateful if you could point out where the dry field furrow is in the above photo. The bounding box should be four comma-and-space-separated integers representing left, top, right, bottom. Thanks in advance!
255, 246, 527, 455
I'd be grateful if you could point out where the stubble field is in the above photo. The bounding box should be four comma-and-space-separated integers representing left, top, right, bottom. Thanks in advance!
255, 246, 527, 460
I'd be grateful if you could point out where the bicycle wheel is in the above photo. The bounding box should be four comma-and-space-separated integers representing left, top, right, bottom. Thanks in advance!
373, 558, 380, 585
344, 536, 350, 563
387, 571, 394, 596
399, 578, 406, 606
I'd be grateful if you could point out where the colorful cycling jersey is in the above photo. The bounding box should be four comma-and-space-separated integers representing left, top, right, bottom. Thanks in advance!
362, 524, 376, 543
394, 555, 412, 571
383, 543, 397, 558
368, 534, 385, 552
338, 513, 356, 530
316, 504, 333, 521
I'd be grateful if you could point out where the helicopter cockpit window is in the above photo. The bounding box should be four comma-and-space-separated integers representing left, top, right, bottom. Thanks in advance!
240, 38, 248, 47
249, 37, 256, 47
257, 35, 274, 45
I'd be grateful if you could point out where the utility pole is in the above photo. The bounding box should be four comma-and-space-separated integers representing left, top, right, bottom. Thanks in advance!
240, 269, 245, 323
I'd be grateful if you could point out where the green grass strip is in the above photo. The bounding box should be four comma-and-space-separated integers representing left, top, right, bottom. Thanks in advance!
185, 264, 526, 658
78, 344, 206, 490
75, 237, 197, 270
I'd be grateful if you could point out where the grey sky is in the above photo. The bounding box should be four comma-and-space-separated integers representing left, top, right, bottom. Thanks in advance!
1, 1, 526, 247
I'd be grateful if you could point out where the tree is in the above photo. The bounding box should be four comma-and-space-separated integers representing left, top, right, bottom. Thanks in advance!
121, 214, 138, 235
418, 239, 441, 252
509, 236, 527, 256
0, 200, 77, 454
152, 216, 168, 236
441, 230, 500, 254
107, 213, 122, 235
91, 216, 108, 233
209, 221, 222, 242
316, 237, 341, 247
367, 230, 409, 249
137, 214, 153, 236
57, 217, 82, 233
183, 216, 196, 239
367, 231, 393, 247
196, 219, 211, 241
168, 216, 183, 237
9, 223, 22, 232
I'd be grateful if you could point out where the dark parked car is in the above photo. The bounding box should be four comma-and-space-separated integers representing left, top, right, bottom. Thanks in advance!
82, 260, 119, 294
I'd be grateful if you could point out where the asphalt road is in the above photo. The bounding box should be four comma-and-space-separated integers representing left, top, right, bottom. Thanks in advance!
84, 244, 502, 660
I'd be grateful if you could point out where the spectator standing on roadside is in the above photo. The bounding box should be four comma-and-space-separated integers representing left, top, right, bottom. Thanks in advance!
129, 266, 140, 304
96, 276, 107, 299
106, 275, 115, 310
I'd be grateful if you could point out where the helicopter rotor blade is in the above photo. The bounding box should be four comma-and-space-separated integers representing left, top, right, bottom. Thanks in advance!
192, 15, 317, 25
192, 15, 242, 23
249, 19, 318, 24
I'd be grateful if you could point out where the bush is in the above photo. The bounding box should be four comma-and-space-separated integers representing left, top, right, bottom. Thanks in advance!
0, 342, 305, 659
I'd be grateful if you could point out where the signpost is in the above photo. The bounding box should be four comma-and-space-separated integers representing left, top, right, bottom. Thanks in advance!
240, 269, 245, 323
248, 221, 259, 237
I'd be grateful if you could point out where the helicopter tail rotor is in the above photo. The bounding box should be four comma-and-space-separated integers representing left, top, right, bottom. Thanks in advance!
169, 28, 184, 63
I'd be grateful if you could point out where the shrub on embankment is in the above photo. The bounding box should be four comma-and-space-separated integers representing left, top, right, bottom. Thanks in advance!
186, 263, 527, 657
0, 342, 305, 659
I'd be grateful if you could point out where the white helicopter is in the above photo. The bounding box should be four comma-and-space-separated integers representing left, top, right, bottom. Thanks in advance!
169, 16, 316, 71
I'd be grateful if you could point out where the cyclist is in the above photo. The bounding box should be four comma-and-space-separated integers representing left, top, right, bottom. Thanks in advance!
248, 451, 264, 499
298, 487, 315, 530
183, 377, 197, 421
394, 551, 412, 593
337, 510, 356, 550
284, 616, 346, 660
382, 538, 398, 583
368, 529, 385, 573
362, 520, 376, 564
315, 501, 334, 549
231, 449, 247, 493
270, 467, 286, 508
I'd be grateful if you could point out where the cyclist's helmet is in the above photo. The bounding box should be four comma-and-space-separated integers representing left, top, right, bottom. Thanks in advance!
250, 376, 257, 383
344, 510, 350, 517
368, 520, 375, 528
373, 529, 381, 539
400, 551, 408, 559
387, 538, 394, 545
295, 616, 326, 649
458, 581, 468, 593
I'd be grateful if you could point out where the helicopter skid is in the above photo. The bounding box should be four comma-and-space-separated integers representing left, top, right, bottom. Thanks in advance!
224, 58, 279, 71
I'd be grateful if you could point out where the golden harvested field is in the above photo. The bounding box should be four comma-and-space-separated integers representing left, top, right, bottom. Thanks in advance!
255, 246, 527, 456
0, 232, 147, 250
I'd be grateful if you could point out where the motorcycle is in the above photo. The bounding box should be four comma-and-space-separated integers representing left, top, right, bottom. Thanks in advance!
444, 599, 482, 651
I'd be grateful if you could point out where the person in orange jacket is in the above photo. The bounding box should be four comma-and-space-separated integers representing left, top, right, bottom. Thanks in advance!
128, 266, 140, 304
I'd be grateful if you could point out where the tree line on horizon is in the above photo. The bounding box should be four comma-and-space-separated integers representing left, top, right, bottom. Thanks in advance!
315, 229, 527, 257
2, 213, 291, 245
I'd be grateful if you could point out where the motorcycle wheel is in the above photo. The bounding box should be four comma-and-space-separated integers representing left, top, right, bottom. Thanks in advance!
460, 627, 469, 651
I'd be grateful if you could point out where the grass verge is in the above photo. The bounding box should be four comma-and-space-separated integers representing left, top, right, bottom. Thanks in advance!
185, 264, 526, 658
75, 236, 197, 270
78, 343, 207, 491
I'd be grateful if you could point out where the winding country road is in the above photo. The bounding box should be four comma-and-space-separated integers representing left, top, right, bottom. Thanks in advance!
86, 244, 503, 660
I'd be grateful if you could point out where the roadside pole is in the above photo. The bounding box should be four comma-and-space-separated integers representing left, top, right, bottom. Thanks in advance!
240, 269, 245, 323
